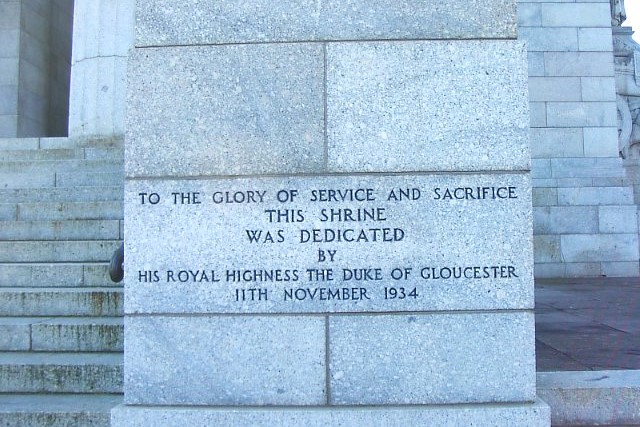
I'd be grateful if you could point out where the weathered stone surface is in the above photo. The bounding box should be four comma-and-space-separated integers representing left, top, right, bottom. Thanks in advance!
134, 0, 517, 47
124, 316, 325, 405
125, 173, 533, 314
329, 312, 536, 405
326, 40, 529, 173
126, 44, 325, 178
111, 400, 550, 427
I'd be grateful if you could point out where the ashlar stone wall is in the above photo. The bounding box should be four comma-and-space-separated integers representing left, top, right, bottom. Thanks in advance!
519, 0, 640, 277
0, 0, 73, 138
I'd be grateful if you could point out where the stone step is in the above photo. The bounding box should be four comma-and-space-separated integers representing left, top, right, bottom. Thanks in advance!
0, 159, 123, 174
0, 147, 123, 162
56, 172, 124, 188
538, 370, 640, 426
84, 147, 124, 162
0, 149, 82, 162
0, 317, 124, 352
0, 263, 120, 288
0, 172, 55, 189
0, 288, 123, 316
1, 171, 124, 190
16, 201, 123, 221
0, 186, 123, 203
0, 393, 121, 427
0, 352, 123, 393
0, 220, 121, 240
0, 138, 40, 151
0, 240, 121, 263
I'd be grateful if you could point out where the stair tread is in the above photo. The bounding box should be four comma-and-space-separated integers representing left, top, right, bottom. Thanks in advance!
0, 187, 123, 203
0, 352, 123, 364
0, 317, 123, 326
0, 393, 122, 412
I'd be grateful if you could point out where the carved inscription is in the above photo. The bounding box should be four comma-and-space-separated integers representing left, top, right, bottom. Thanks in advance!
131, 176, 527, 313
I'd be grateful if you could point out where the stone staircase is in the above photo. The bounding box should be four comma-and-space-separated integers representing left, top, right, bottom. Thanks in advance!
0, 137, 124, 426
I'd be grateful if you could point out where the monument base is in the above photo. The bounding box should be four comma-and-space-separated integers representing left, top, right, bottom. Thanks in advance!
112, 401, 550, 427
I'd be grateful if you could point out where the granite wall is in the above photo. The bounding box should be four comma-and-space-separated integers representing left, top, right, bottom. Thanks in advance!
519, 0, 640, 277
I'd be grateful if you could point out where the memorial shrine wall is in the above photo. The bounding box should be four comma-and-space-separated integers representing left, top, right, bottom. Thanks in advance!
518, 0, 640, 277
0, 0, 637, 278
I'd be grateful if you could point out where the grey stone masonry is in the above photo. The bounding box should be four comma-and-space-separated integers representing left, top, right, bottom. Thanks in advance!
0, 0, 73, 138
518, 0, 640, 278
117, 0, 548, 426
0, 137, 124, 427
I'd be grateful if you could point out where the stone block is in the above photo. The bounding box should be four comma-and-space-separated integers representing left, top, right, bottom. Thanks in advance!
0, 30, 19, 58
126, 43, 325, 178
0, 117, 18, 138
532, 179, 558, 188
135, 0, 517, 46
0, 319, 31, 351
0, 288, 123, 316
581, 78, 616, 101
532, 188, 558, 206
583, 127, 619, 157
69, 56, 129, 139
84, 264, 120, 287
16, 201, 123, 221
544, 52, 614, 77
0, 240, 120, 263
0, 2, 20, 30
518, 3, 542, 27
327, 41, 529, 173
56, 172, 124, 188
560, 234, 639, 262
0, 59, 18, 86
528, 52, 545, 77
591, 176, 632, 187
0, 138, 39, 150
0, 394, 120, 427
0, 203, 15, 220
529, 102, 547, 127
558, 187, 634, 206
556, 178, 594, 188
533, 206, 598, 234
600, 261, 640, 277
538, 370, 640, 426
546, 102, 617, 128
519, 28, 577, 52
124, 316, 325, 405
125, 173, 534, 315
0, 85, 18, 115
550, 158, 624, 178
530, 128, 583, 158
532, 159, 551, 178
0, 352, 122, 393
0, 172, 54, 189
0, 220, 121, 241
329, 312, 536, 405
534, 263, 565, 279
528, 77, 581, 102
564, 262, 601, 277
17, 116, 46, 138
0, 264, 84, 288
534, 235, 562, 263
578, 28, 613, 52
541, 3, 611, 27
31, 318, 124, 352
38, 137, 75, 149
599, 206, 639, 233
111, 400, 551, 427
